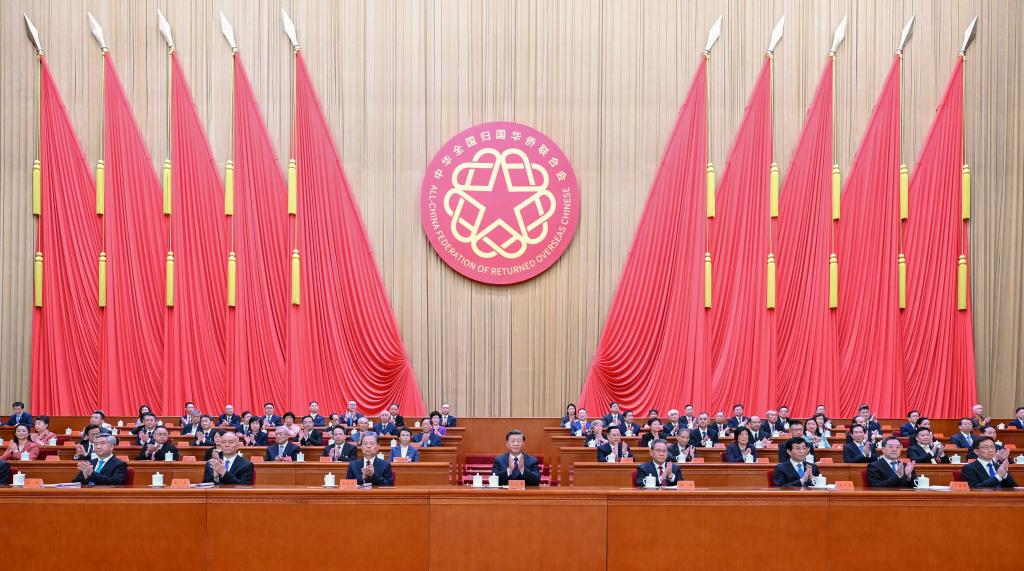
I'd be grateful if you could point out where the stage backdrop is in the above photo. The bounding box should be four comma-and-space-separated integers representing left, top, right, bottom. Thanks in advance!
1, 0, 1022, 416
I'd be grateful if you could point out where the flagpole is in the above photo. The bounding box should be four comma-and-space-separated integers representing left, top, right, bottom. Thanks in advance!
896, 15, 914, 310
765, 16, 785, 310
25, 15, 44, 306
88, 13, 109, 308
957, 16, 978, 311
159, 11, 175, 308
283, 9, 301, 307
221, 13, 238, 308
828, 17, 847, 310
703, 16, 721, 310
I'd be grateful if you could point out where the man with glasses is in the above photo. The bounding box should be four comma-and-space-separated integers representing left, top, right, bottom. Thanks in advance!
961, 437, 1017, 489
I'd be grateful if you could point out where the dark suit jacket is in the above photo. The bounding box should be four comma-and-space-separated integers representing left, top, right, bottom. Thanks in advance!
491, 453, 541, 486
261, 415, 283, 428
191, 430, 216, 447
6, 412, 32, 427
842, 442, 878, 463
597, 441, 634, 462
202, 455, 254, 485
949, 433, 978, 458
440, 415, 457, 427
0, 460, 10, 485
961, 459, 1019, 489
134, 429, 158, 447
72, 456, 128, 486
203, 447, 226, 461
867, 458, 915, 488
772, 460, 820, 487
374, 422, 398, 436
690, 428, 718, 447
136, 442, 180, 461
634, 461, 683, 487
726, 416, 749, 429
660, 422, 678, 438
217, 414, 242, 426
181, 422, 200, 436
243, 431, 269, 447
346, 457, 395, 486
906, 443, 951, 464
322, 442, 359, 462
899, 422, 918, 437
414, 432, 442, 448
711, 423, 731, 439
265, 442, 301, 461
297, 430, 323, 447
752, 426, 773, 442
602, 413, 624, 429
667, 443, 695, 462
341, 411, 362, 427
724, 443, 756, 463
309, 414, 326, 427
1010, 418, 1024, 430
393, 415, 406, 427
620, 422, 641, 436
770, 418, 787, 433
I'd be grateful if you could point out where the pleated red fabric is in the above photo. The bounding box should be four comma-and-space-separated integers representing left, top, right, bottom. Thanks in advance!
776, 60, 838, 416
163, 53, 228, 415
708, 59, 776, 414
98, 54, 167, 414
30, 58, 102, 414
577, 59, 710, 414
226, 56, 290, 410
287, 53, 424, 416
837, 58, 906, 416
901, 58, 976, 416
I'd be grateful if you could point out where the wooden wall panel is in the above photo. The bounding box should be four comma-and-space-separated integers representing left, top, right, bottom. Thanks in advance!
1, 1, 1021, 415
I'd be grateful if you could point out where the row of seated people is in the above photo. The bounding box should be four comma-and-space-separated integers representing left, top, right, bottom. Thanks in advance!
633, 436, 1018, 490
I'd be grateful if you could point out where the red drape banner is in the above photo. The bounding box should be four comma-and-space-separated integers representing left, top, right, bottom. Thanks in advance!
578, 58, 709, 414
30, 57, 102, 414
98, 54, 167, 415
708, 58, 776, 415
901, 58, 976, 416
776, 59, 838, 416
226, 55, 290, 410
837, 58, 906, 416
287, 53, 424, 416
163, 53, 229, 415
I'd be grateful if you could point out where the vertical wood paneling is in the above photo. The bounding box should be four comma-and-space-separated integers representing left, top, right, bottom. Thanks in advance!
1, 0, 1021, 416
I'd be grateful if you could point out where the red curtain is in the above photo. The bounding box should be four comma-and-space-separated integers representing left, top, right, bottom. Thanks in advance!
163, 53, 229, 415
287, 53, 424, 416
30, 58, 102, 414
578, 58, 710, 414
901, 58, 976, 416
98, 54, 167, 415
708, 59, 776, 414
776, 60, 838, 416
837, 58, 906, 416
226, 55, 290, 410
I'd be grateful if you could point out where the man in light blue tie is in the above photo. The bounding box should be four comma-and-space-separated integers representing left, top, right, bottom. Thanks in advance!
72, 434, 127, 485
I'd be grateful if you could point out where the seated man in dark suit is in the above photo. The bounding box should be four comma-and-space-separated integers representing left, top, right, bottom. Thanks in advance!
777, 421, 806, 463
773, 437, 819, 487
414, 419, 443, 448
191, 415, 217, 446
265, 427, 301, 461
439, 403, 457, 427
373, 411, 398, 437
133, 413, 159, 447
389, 427, 420, 462
296, 415, 324, 446
388, 403, 405, 427
491, 429, 541, 486
203, 432, 254, 485
842, 424, 878, 463
602, 402, 624, 430
747, 416, 772, 444
906, 427, 950, 464
690, 413, 717, 448
961, 437, 1017, 489
307, 401, 326, 427
856, 404, 882, 435
217, 405, 242, 429
597, 426, 634, 463
323, 426, 359, 462
948, 418, 978, 459
971, 404, 991, 430
726, 404, 748, 430
6, 401, 31, 427
981, 426, 1005, 451
620, 411, 641, 437
72, 434, 127, 486
261, 402, 283, 429
1007, 406, 1024, 430
634, 439, 682, 487
711, 412, 732, 440
181, 411, 203, 437
0, 459, 10, 485
867, 436, 916, 488
899, 410, 921, 437
136, 426, 180, 461
341, 400, 362, 428
345, 433, 394, 486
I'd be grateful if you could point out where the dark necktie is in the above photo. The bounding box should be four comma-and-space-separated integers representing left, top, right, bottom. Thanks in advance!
513, 457, 520, 473
987, 462, 997, 477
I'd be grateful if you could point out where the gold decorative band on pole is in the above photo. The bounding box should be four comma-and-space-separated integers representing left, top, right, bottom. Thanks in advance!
706, 163, 716, 218
227, 252, 237, 308
828, 253, 838, 309
165, 251, 175, 307
897, 253, 907, 310
899, 164, 909, 220
287, 158, 298, 215
831, 164, 841, 220
961, 164, 971, 220
957, 255, 968, 310
98, 251, 107, 308
704, 252, 713, 309
224, 160, 235, 216
162, 159, 172, 215
766, 253, 777, 309
34, 252, 43, 307
769, 162, 780, 218
291, 249, 301, 305
95, 159, 105, 215
32, 159, 41, 216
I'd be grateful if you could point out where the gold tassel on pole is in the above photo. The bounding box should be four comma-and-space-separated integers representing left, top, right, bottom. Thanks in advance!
34, 252, 43, 307
766, 253, 777, 309
899, 164, 909, 220
706, 163, 716, 218
704, 252, 712, 309
769, 162, 780, 218
95, 159, 105, 215
98, 251, 107, 308
287, 158, 297, 215
32, 160, 42, 216
165, 251, 175, 307
162, 159, 172, 215
828, 253, 838, 309
961, 164, 971, 220
897, 253, 907, 309
831, 164, 841, 220
291, 249, 301, 305
957, 255, 968, 310
224, 160, 235, 216
227, 252, 237, 308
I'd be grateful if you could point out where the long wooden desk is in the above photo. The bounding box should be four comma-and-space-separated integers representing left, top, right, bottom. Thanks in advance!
2, 486, 1021, 569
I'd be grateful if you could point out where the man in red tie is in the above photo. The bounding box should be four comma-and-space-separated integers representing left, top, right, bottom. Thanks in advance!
634, 439, 682, 487
491, 430, 541, 486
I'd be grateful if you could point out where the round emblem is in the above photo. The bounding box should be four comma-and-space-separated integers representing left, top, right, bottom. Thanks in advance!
421, 122, 580, 284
